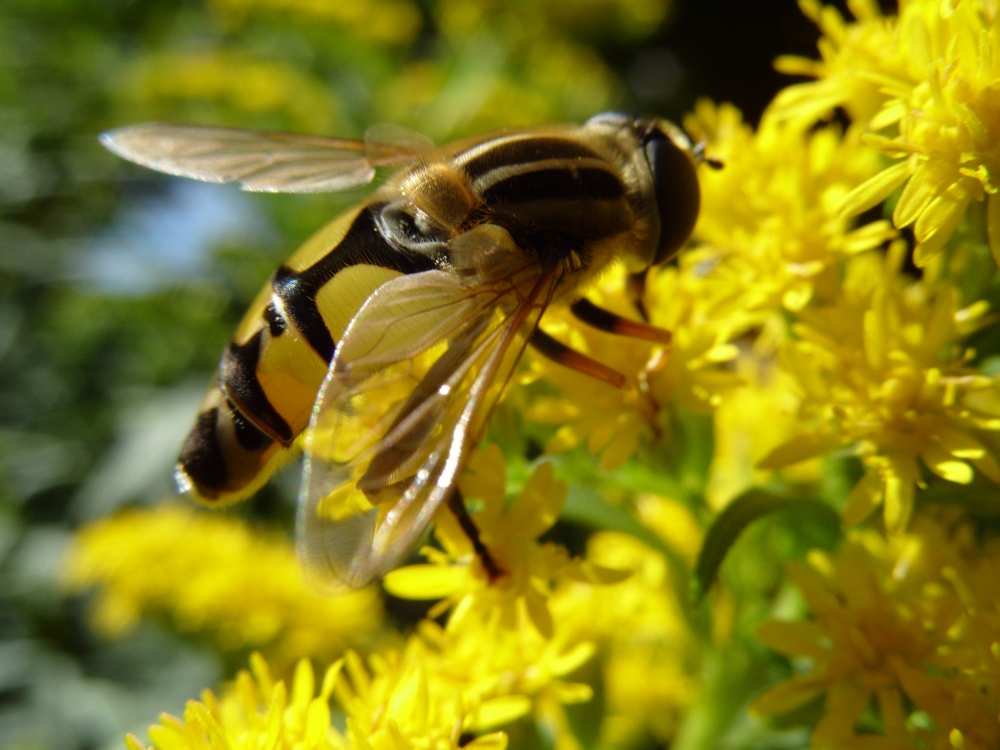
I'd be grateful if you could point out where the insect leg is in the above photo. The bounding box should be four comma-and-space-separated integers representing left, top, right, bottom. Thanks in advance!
570, 297, 671, 343
529, 329, 627, 387
446, 489, 502, 581
625, 269, 650, 321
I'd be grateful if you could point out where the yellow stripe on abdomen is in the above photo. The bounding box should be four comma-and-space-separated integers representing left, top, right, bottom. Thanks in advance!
177, 200, 437, 503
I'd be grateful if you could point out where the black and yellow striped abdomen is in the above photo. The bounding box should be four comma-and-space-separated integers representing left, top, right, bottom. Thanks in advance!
178, 202, 436, 502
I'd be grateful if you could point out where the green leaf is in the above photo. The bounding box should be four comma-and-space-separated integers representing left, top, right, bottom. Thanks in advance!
694, 489, 835, 600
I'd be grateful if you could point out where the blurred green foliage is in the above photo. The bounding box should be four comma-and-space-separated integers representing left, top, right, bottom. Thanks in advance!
0, 1, 832, 748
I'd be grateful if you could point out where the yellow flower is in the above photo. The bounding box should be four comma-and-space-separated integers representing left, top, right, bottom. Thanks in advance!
132, 603, 593, 750
524, 302, 662, 472
413, 616, 596, 750
384, 447, 625, 639
564, 498, 702, 746
332, 648, 510, 750
128, 656, 344, 750
773, 0, 1000, 266
525, 98, 888, 468
753, 537, 944, 744
759, 246, 1000, 532
641, 260, 744, 414
754, 517, 1000, 750
706, 356, 824, 508
771, 0, 908, 127
64, 504, 381, 668
685, 99, 895, 320
386, 524, 607, 749
128, 653, 508, 750
527, 263, 679, 470
524, 261, 743, 469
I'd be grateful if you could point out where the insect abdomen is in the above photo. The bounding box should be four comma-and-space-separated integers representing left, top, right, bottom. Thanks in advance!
177, 202, 436, 503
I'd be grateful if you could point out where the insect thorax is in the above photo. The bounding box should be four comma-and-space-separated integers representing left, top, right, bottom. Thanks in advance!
378, 134, 644, 286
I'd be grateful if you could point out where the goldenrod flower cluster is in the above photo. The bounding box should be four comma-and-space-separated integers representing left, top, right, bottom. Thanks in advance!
773, 0, 1000, 266
754, 517, 1000, 750
71, 0, 1000, 748
125, 654, 509, 750
64, 505, 382, 669
87, 460, 697, 750
762, 247, 1000, 532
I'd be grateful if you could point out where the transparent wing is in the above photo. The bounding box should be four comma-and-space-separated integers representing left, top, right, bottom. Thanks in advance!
297, 254, 560, 590
99, 123, 432, 193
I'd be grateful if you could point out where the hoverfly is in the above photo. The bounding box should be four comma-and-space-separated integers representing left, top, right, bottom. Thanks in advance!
100, 113, 706, 589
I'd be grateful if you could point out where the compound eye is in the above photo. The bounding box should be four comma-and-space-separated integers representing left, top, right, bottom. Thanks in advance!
646, 134, 700, 266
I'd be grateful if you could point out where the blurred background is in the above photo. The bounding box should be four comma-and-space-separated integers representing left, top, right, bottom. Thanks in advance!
0, 1, 850, 748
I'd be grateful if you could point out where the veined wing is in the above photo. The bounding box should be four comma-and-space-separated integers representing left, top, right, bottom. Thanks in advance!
297, 256, 561, 590
99, 123, 432, 193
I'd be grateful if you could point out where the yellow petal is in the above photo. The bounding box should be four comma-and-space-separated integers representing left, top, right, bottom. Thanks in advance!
508, 461, 565, 536
773, 54, 821, 76
291, 659, 315, 711
883, 468, 915, 533
263, 685, 284, 750
319, 659, 344, 701
813, 684, 870, 745
914, 189, 968, 245
464, 731, 510, 750
893, 165, 937, 228
577, 562, 631, 585
782, 282, 813, 311
551, 681, 593, 704
924, 456, 973, 484
842, 471, 883, 525
600, 425, 639, 471
304, 698, 331, 748
768, 80, 847, 124
473, 696, 532, 729
842, 220, 896, 254
382, 565, 465, 599
757, 619, 827, 659
876, 686, 906, 739
550, 642, 596, 674
749, 675, 825, 717
869, 101, 905, 130
839, 160, 912, 218
523, 588, 554, 639
913, 194, 966, 266
919, 440, 974, 483
863, 302, 886, 371
544, 425, 580, 454
757, 433, 842, 469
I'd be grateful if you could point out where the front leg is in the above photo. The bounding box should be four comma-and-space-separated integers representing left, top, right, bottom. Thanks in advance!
529, 329, 627, 388
570, 297, 671, 343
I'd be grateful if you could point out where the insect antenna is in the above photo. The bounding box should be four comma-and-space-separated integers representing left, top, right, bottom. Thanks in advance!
691, 139, 724, 170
